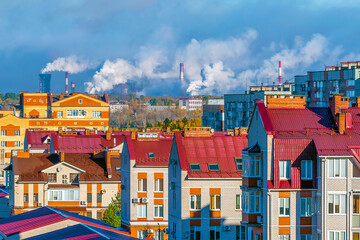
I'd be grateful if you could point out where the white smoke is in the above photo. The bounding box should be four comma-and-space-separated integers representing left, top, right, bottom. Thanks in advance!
41, 56, 97, 74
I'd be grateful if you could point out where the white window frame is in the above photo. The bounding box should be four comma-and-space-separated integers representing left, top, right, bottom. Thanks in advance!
57, 111, 63, 118
301, 160, 312, 180
328, 194, 346, 215
279, 235, 290, 240
280, 160, 291, 180
1, 141, 6, 147
190, 195, 201, 210
210, 194, 221, 210
14, 130, 20, 136
300, 197, 312, 217
67, 109, 86, 118
14, 141, 21, 147
137, 204, 147, 218
328, 159, 346, 178
137, 178, 147, 192
137, 230, 147, 239
236, 194, 242, 210
92, 111, 102, 118
154, 178, 163, 192
154, 205, 164, 218
328, 230, 345, 240
0, 130, 6, 136
279, 198, 290, 216
48, 189, 79, 201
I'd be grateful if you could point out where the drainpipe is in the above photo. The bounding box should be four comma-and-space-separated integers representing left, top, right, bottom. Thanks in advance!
322, 157, 326, 240
267, 192, 272, 240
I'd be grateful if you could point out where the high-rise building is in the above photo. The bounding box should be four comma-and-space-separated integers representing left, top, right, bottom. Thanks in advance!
202, 99, 225, 131
294, 61, 360, 107
39, 74, 51, 93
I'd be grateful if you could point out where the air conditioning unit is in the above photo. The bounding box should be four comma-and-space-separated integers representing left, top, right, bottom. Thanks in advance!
257, 180, 262, 187
62, 180, 68, 184
63, 175, 68, 179
165, 228, 170, 234
257, 215, 263, 224
80, 201, 87, 205
170, 182, 175, 190
132, 198, 139, 203
38, 203, 43, 207
141, 198, 149, 203
100, 189, 106, 194
147, 229, 154, 233
223, 225, 231, 231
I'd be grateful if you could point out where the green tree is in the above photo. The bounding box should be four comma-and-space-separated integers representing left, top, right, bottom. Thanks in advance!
102, 192, 121, 227
163, 118, 171, 128
4, 93, 18, 100
150, 98, 157, 106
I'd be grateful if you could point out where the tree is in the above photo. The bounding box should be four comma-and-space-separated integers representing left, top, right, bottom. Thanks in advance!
149, 98, 157, 106
4, 93, 18, 100
102, 192, 121, 227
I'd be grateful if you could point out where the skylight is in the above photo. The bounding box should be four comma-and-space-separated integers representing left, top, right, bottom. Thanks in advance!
235, 157, 242, 171
189, 163, 201, 171
148, 152, 155, 158
208, 163, 219, 171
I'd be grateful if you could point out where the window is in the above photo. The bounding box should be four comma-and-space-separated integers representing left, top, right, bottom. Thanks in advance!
190, 195, 201, 210
1, 141, 6, 147
34, 193, 38, 203
49, 189, 79, 201
154, 205, 164, 218
210, 226, 220, 240
347, 80, 355, 86
189, 163, 201, 171
57, 111, 63, 118
154, 230, 163, 240
236, 226, 246, 240
0, 171, 4, 178
328, 194, 346, 214
97, 211, 102, 220
190, 226, 201, 240
235, 158, 242, 171
86, 212, 92, 218
14, 130, 20, 136
328, 159, 346, 178
92, 111, 102, 118
137, 230, 147, 239
70, 173, 79, 184
208, 163, 219, 171
236, 194, 242, 210
67, 110, 86, 118
24, 193, 29, 203
354, 232, 360, 240
148, 152, 155, 158
14, 141, 20, 147
87, 193, 92, 202
301, 198, 312, 217
0, 130, 6, 136
137, 204, 147, 218
242, 191, 261, 213
279, 235, 290, 240
138, 179, 147, 192
328, 231, 345, 240
301, 160, 312, 179
242, 155, 261, 177
279, 198, 290, 216
154, 178, 163, 192
78, 99, 83, 104
280, 160, 291, 179
210, 195, 221, 210
48, 173, 56, 183
97, 193, 102, 203
301, 235, 311, 240
354, 194, 360, 214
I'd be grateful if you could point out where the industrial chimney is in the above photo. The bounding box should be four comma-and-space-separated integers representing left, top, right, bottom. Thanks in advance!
278, 61, 282, 85
65, 72, 69, 93
71, 81, 75, 93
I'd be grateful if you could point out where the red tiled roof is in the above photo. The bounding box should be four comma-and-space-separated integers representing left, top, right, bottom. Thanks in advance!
175, 132, 247, 178
26, 130, 56, 150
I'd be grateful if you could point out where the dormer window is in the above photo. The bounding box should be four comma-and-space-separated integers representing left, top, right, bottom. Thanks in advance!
235, 158, 242, 171
190, 163, 201, 171
148, 152, 155, 158
208, 163, 219, 171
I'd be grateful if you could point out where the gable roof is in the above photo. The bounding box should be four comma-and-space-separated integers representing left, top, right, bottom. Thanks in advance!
51, 93, 108, 106
174, 132, 247, 178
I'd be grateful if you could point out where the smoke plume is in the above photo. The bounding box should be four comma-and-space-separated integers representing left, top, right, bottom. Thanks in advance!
41, 56, 97, 74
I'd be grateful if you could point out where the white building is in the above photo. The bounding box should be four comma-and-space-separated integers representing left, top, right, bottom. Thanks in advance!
179, 98, 203, 111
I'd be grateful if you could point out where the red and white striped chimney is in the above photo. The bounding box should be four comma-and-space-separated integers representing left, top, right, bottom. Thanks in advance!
65, 72, 69, 93
71, 81, 75, 93
278, 61, 282, 85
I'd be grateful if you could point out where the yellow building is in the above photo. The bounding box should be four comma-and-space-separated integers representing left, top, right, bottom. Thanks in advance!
0, 92, 109, 173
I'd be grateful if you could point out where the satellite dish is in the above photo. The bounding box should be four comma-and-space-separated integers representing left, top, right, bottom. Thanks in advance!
57, 167, 62, 172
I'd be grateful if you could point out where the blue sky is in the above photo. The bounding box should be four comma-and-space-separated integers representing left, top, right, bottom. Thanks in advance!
1, 0, 360, 95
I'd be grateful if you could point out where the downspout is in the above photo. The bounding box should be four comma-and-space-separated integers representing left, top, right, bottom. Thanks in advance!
267, 192, 271, 240
322, 157, 326, 240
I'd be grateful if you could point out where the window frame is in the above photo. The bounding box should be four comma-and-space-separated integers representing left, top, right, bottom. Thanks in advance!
279, 198, 290, 216
14, 130, 20, 136
190, 194, 201, 210
57, 111, 63, 118
242, 191, 261, 213
137, 178, 147, 192
189, 163, 201, 171
137, 204, 147, 218
48, 189, 79, 201
279, 160, 291, 180
210, 194, 221, 210
236, 194, 242, 210
301, 160, 313, 180
242, 154, 261, 177
0, 130, 6, 136
235, 157, 242, 171
328, 159, 346, 178
208, 163, 220, 171
328, 231, 346, 240
154, 178, 164, 192
48, 173, 57, 183
154, 204, 164, 218
328, 194, 346, 215
92, 111, 102, 118
300, 197, 312, 217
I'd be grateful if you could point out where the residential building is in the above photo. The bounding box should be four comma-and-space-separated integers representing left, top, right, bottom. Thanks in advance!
110, 102, 130, 113
179, 98, 203, 111
208, 99, 224, 105
0, 187, 9, 219
5, 150, 121, 218
0, 206, 136, 239
294, 61, 360, 107
224, 83, 294, 129
147, 105, 176, 112
121, 131, 173, 239
243, 93, 360, 239
168, 127, 248, 240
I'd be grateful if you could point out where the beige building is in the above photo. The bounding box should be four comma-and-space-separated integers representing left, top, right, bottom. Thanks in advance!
5, 150, 121, 219
121, 131, 173, 239
168, 128, 248, 240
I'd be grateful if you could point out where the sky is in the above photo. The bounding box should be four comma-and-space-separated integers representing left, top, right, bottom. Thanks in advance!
1, 0, 360, 96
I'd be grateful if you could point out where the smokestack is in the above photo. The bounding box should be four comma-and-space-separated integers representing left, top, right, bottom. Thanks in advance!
71, 81, 75, 93
278, 61, 282, 85
180, 63, 184, 84
65, 72, 69, 93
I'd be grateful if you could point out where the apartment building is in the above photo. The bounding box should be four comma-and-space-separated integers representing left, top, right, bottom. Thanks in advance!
202, 99, 225, 132
224, 83, 294, 129
121, 131, 173, 239
294, 61, 360, 107
110, 102, 129, 113
244, 93, 360, 239
179, 98, 203, 111
168, 127, 248, 240
5, 150, 121, 219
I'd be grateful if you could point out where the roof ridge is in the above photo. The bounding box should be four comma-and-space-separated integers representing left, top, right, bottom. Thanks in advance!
47, 206, 69, 218
81, 223, 111, 239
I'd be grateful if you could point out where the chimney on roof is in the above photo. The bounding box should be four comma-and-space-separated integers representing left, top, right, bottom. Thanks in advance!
113, 138, 116, 147
234, 127, 240, 136
106, 128, 112, 140
131, 131, 136, 140
220, 106, 225, 132
59, 151, 65, 162
356, 97, 360, 107
329, 94, 351, 134
105, 151, 112, 179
